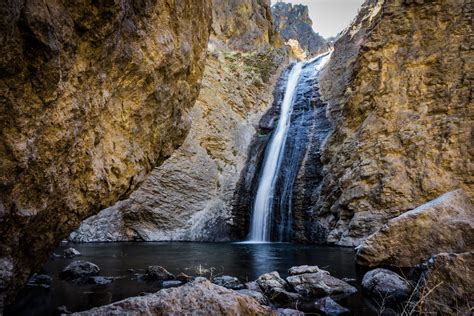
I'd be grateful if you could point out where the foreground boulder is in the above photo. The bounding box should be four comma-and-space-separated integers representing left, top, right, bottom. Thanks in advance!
59, 261, 100, 280
286, 266, 357, 297
0, 0, 212, 307
236, 289, 269, 306
71, 278, 274, 315
362, 269, 412, 304
407, 252, 473, 315
356, 190, 474, 267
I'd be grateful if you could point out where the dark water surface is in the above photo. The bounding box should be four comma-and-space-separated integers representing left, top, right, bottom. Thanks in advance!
7, 242, 377, 315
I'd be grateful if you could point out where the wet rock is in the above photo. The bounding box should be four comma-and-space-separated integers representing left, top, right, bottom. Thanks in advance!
212, 275, 244, 290
176, 273, 193, 283
408, 252, 474, 315
362, 269, 412, 304
356, 190, 474, 267
26, 274, 52, 288
286, 270, 357, 297
86, 276, 114, 286
236, 289, 269, 305
143, 266, 175, 281
63, 248, 81, 258
162, 280, 183, 288
59, 261, 100, 280
276, 308, 305, 316
288, 265, 324, 276
71, 277, 274, 315
312, 297, 349, 315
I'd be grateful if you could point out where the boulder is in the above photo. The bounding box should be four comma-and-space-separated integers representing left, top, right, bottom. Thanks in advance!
407, 252, 474, 315
256, 272, 302, 307
26, 274, 52, 288
86, 276, 114, 286
245, 281, 262, 292
143, 266, 175, 281
356, 190, 474, 267
362, 269, 412, 303
59, 261, 100, 280
312, 297, 349, 315
286, 270, 357, 297
70, 278, 275, 315
212, 275, 244, 290
288, 265, 323, 276
236, 289, 269, 306
63, 248, 82, 258
176, 273, 193, 283
276, 308, 304, 316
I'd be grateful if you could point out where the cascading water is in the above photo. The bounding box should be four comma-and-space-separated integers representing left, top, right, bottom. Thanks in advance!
247, 53, 331, 242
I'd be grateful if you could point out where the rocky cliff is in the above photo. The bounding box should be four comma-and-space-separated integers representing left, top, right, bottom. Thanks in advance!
0, 0, 211, 306
69, 0, 287, 242
312, 0, 473, 246
272, 2, 328, 58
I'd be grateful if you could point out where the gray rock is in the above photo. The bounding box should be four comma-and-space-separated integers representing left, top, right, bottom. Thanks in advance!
144, 266, 175, 281
86, 276, 114, 285
59, 261, 100, 280
286, 270, 357, 297
276, 308, 305, 316
256, 271, 302, 307
288, 265, 323, 276
212, 275, 243, 290
313, 297, 349, 315
63, 247, 81, 258
256, 271, 288, 293
245, 281, 262, 292
70, 278, 273, 315
362, 268, 412, 303
27, 274, 52, 288
162, 280, 183, 288
236, 289, 269, 305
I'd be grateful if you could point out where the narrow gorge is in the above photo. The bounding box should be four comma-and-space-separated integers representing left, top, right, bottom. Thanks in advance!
1, 0, 472, 315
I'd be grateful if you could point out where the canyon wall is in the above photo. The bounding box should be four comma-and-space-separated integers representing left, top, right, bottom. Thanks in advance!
272, 2, 328, 58
0, 0, 212, 306
312, 0, 473, 246
69, 0, 288, 242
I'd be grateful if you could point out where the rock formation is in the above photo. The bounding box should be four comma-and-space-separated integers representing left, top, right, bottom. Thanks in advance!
69, 0, 287, 242
272, 2, 328, 57
71, 278, 275, 316
356, 190, 474, 267
0, 0, 211, 306
313, 0, 473, 246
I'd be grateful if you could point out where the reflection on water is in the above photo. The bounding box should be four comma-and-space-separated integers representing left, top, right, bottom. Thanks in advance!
6, 242, 376, 315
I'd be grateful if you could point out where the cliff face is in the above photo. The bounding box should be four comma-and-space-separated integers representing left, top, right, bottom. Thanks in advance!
69, 0, 287, 242
272, 2, 327, 57
314, 0, 473, 246
0, 0, 211, 305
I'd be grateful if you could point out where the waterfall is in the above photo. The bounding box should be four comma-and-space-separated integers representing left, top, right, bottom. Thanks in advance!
247, 53, 332, 242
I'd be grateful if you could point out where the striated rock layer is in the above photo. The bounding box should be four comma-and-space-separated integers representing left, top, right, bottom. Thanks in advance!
0, 0, 212, 306
69, 0, 287, 242
313, 0, 473, 246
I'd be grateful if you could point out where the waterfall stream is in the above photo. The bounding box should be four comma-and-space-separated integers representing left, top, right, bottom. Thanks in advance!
247, 53, 331, 242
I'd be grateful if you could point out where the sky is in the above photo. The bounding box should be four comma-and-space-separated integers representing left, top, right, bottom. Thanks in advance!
271, 0, 365, 38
